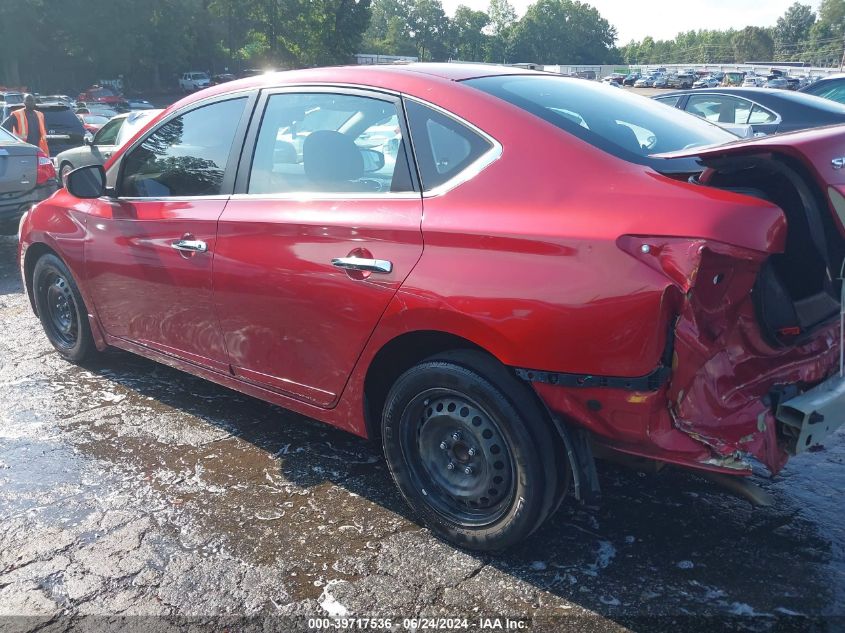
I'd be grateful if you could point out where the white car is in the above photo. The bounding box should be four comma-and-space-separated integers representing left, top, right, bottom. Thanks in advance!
693, 76, 721, 89
742, 75, 766, 88
179, 72, 211, 92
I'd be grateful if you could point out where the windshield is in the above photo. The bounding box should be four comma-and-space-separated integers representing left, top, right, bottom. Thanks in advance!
82, 114, 110, 125
0, 126, 16, 142
463, 75, 735, 169
191, 73, 209, 80
90, 88, 116, 98
3, 93, 23, 105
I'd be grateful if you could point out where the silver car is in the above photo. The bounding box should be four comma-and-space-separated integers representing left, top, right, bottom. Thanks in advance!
0, 126, 58, 234
55, 109, 162, 181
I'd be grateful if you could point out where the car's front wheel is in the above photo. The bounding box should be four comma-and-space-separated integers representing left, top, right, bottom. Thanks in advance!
382, 350, 567, 551
32, 253, 97, 363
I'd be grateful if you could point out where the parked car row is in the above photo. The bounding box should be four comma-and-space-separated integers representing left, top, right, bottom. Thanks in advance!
624, 69, 816, 91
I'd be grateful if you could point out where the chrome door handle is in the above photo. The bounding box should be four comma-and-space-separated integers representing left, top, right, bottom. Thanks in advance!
171, 239, 208, 253
331, 256, 393, 274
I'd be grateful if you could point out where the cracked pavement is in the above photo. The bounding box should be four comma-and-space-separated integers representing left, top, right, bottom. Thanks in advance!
1, 234, 844, 632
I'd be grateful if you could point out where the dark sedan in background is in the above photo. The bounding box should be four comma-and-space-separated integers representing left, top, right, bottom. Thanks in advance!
800, 74, 845, 104
0, 126, 57, 234
653, 87, 845, 135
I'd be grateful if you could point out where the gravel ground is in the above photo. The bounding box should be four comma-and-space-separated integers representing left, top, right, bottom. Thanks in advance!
1, 233, 844, 632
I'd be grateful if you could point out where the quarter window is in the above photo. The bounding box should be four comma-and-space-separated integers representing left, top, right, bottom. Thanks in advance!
404, 100, 492, 191
120, 97, 246, 197
248, 92, 413, 195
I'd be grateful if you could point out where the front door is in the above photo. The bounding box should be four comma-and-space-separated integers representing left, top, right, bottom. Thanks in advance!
213, 89, 423, 407
85, 95, 252, 372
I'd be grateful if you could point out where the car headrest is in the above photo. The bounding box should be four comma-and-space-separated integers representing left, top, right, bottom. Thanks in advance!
303, 130, 363, 185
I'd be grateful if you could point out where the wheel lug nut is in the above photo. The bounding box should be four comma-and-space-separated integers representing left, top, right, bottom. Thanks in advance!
447, 462, 455, 470
467, 447, 476, 457
464, 466, 473, 475
439, 441, 448, 450
452, 431, 462, 441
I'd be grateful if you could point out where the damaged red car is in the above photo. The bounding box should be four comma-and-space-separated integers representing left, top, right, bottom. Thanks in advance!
18, 64, 845, 550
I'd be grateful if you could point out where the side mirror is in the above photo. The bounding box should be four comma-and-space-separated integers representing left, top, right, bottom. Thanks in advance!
66, 164, 106, 198
84, 132, 94, 145
360, 148, 385, 173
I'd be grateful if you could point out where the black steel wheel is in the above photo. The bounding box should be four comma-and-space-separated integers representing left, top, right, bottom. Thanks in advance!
405, 389, 516, 526
32, 253, 96, 362
382, 350, 567, 551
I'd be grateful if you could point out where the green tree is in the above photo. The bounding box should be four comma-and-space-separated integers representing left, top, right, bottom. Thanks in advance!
362, 0, 417, 55
407, 0, 451, 61
732, 26, 775, 62
773, 2, 816, 60
451, 5, 489, 61
510, 0, 616, 64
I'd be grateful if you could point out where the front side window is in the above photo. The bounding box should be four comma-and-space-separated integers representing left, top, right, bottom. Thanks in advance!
93, 117, 124, 146
120, 97, 246, 197
404, 100, 492, 191
748, 105, 778, 124
686, 95, 752, 124
248, 92, 412, 195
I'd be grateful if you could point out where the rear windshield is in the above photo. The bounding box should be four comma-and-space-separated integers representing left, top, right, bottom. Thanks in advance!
463, 75, 735, 170
41, 107, 85, 131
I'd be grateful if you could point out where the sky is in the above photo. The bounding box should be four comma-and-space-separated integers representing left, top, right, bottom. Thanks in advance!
440, 0, 825, 44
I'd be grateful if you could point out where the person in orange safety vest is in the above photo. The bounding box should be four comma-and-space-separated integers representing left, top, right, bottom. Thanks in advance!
1, 94, 49, 155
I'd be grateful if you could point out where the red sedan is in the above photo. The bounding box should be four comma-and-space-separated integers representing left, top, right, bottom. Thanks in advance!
19, 64, 845, 550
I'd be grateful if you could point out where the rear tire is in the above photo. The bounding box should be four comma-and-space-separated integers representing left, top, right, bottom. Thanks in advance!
32, 253, 96, 363
381, 350, 567, 551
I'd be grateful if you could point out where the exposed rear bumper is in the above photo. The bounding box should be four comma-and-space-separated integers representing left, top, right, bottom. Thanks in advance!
776, 372, 845, 454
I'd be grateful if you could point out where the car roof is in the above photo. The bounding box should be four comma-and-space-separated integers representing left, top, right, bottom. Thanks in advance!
166, 63, 548, 115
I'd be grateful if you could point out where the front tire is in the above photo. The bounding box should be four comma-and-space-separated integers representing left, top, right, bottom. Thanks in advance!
32, 253, 96, 363
382, 350, 567, 551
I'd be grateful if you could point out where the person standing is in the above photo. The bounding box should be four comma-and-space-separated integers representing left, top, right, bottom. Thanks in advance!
2, 94, 49, 155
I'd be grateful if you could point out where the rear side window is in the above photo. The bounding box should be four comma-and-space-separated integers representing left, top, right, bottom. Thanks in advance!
404, 100, 492, 191
247, 92, 413, 195
120, 97, 246, 197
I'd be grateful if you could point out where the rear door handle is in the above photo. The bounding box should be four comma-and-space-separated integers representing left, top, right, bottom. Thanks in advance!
331, 256, 392, 274
171, 239, 208, 253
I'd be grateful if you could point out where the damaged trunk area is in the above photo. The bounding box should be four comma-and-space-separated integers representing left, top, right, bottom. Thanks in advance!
699, 156, 845, 347
666, 154, 845, 474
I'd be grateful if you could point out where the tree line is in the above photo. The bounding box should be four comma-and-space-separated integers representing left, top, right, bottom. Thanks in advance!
1, 0, 844, 94
621, 1, 845, 67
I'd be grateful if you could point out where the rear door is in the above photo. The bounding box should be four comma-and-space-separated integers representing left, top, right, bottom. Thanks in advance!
85, 92, 255, 372
213, 88, 423, 407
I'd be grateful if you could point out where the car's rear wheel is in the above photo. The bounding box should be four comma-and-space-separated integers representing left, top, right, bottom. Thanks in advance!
382, 350, 566, 551
32, 253, 96, 363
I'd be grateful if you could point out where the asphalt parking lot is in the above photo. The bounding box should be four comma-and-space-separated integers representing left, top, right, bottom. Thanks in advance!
1, 232, 844, 632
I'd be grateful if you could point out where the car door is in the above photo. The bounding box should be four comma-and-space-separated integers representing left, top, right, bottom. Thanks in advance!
213, 88, 423, 407
84, 92, 255, 372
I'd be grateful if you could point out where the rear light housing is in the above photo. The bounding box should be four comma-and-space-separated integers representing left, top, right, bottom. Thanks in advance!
36, 150, 56, 185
